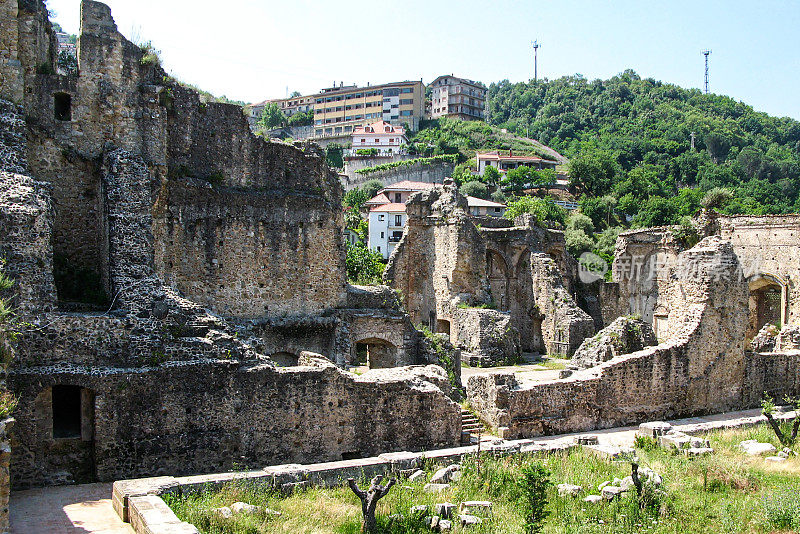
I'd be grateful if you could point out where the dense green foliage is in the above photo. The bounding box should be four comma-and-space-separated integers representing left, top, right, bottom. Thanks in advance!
408, 118, 558, 164
345, 242, 385, 285
325, 143, 344, 169
460, 180, 489, 199
287, 110, 313, 127
355, 154, 457, 175
258, 102, 286, 129
504, 196, 568, 227
487, 71, 800, 222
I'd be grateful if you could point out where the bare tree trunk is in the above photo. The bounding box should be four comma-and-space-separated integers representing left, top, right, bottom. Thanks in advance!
347, 475, 396, 533
764, 411, 788, 446
631, 462, 642, 496
791, 417, 800, 443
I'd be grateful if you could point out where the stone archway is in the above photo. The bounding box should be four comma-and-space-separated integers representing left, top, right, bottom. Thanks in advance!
354, 337, 398, 369
748, 273, 788, 338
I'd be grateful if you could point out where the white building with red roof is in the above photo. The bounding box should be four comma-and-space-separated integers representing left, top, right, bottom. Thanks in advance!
351, 121, 408, 156
477, 150, 557, 175
366, 180, 505, 258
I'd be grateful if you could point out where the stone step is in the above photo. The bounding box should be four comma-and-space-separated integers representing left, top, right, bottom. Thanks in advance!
462, 424, 483, 432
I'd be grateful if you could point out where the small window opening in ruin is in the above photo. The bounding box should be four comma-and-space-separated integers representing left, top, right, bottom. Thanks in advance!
52, 385, 82, 438
54, 92, 72, 121
270, 352, 299, 367
437, 319, 451, 338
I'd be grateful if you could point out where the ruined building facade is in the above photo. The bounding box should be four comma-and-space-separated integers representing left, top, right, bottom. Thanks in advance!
385, 182, 594, 365
1, 0, 460, 488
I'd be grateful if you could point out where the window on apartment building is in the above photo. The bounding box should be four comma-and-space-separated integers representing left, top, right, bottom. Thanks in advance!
345, 126, 352, 132
378, 214, 385, 221
361, 139, 365, 143
395, 215, 402, 226
394, 193, 401, 203
399, 99, 413, 105
316, 129, 323, 136
377, 246, 381, 252
375, 139, 380, 143
380, 232, 384, 239
400, 110, 413, 116
401, 88, 413, 93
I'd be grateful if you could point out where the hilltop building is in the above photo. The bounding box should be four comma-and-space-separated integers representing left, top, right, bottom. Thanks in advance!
476, 150, 558, 175
313, 80, 425, 138
350, 121, 408, 156
429, 75, 486, 121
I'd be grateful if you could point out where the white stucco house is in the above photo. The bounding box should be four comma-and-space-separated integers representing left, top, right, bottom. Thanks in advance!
351, 121, 408, 156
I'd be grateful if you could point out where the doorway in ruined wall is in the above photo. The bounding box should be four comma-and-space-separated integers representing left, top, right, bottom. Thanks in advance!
33, 385, 96, 483
513, 249, 545, 353
487, 250, 510, 311
437, 319, 452, 342
355, 338, 398, 369
748, 275, 787, 338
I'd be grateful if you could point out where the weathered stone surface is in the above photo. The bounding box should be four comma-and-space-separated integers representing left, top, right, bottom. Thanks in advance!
637, 421, 672, 438
408, 470, 426, 482
434, 502, 456, 519
601, 485, 624, 500
739, 440, 777, 456
583, 495, 603, 503
385, 183, 593, 365
467, 238, 753, 439
430, 464, 460, 484
569, 316, 657, 371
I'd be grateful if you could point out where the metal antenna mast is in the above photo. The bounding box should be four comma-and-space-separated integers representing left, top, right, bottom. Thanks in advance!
532, 40, 541, 82
702, 50, 711, 94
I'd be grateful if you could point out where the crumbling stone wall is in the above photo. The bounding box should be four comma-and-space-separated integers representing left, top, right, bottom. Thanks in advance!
386, 183, 593, 362
452, 308, 520, 366
567, 316, 657, 372
467, 237, 751, 438
1, 0, 456, 490
9, 357, 461, 487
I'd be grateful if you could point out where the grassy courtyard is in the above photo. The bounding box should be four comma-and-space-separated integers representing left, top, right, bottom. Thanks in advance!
164, 423, 800, 533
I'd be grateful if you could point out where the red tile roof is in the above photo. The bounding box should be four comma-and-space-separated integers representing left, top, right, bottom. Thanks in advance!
353, 121, 406, 136
379, 180, 435, 192
370, 203, 407, 213
364, 193, 390, 205
477, 151, 547, 163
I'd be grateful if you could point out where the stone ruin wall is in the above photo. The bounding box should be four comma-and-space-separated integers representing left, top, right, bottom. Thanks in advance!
1, 0, 460, 489
467, 237, 759, 438
385, 184, 593, 363
9, 356, 460, 488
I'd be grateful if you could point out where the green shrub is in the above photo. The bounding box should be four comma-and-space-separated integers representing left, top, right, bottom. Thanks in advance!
518, 462, 551, 533
345, 242, 385, 285
355, 154, 457, 175
459, 180, 489, 199
761, 486, 800, 531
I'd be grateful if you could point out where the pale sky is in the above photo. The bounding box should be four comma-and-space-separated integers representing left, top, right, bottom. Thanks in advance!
48, 0, 800, 120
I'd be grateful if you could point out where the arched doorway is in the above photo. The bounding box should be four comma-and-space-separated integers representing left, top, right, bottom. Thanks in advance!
354, 337, 398, 369
748, 274, 787, 338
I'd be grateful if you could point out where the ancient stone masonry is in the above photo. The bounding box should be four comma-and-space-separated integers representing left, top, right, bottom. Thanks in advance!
1, 0, 460, 489
385, 181, 593, 364
566, 316, 657, 373
467, 237, 755, 438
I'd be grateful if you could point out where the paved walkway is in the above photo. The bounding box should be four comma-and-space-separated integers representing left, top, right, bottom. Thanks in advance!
6, 407, 777, 533
10, 482, 133, 534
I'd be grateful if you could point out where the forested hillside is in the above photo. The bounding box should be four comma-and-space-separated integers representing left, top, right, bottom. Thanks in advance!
487, 70, 800, 224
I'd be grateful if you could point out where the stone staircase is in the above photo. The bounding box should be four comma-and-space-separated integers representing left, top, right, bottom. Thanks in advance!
461, 409, 483, 445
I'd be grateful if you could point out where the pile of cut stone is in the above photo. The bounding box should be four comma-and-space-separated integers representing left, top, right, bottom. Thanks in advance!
739, 440, 795, 462
638, 421, 714, 457
403, 463, 492, 531
560, 466, 663, 504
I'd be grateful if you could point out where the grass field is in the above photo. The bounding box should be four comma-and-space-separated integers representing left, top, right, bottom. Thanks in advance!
165, 422, 800, 533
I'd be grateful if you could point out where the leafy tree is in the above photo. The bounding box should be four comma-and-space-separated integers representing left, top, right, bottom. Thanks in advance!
325, 143, 344, 169
566, 213, 595, 235
568, 151, 619, 196
460, 180, 489, 199
343, 187, 369, 210
286, 110, 313, 127
257, 102, 285, 130
451, 161, 475, 185
362, 179, 384, 200
482, 165, 501, 186
57, 50, 77, 75
565, 228, 594, 258
345, 242, 385, 285
504, 196, 567, 227
289, 90, 301, 98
